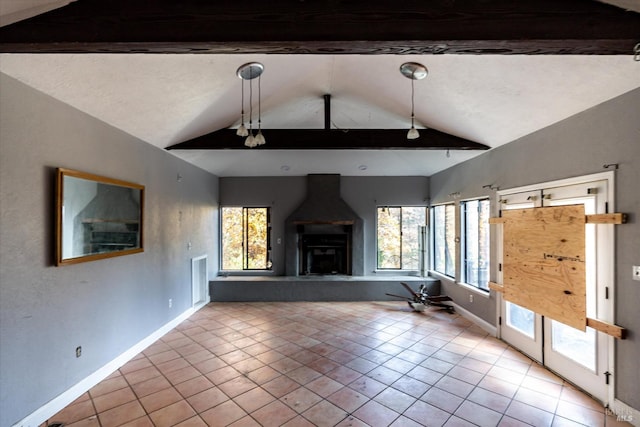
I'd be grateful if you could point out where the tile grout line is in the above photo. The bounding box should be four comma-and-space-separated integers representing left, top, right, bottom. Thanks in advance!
47, 302, 617, 427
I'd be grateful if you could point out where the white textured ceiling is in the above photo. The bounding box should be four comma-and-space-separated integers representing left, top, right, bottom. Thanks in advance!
2, 53, 639, 177
0, 0, 76, 27
1, 1, 639, 177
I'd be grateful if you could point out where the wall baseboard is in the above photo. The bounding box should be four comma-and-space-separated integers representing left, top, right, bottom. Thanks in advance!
13, 306, 198, 427
451, 302, 498, 337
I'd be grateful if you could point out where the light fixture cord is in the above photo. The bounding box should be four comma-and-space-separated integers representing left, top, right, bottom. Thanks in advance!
410, 74, 415, 127
258, 75, 262, 131
240, 78, 245, 123
248, 74, 253, 134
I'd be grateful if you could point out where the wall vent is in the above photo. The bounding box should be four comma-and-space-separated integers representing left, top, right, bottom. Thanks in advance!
192, 255, 208, 307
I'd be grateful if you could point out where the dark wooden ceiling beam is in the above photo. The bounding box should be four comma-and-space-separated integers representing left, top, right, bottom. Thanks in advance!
1, 0, 638, 54
2, 40, 636, 55
166, 129, 490, 151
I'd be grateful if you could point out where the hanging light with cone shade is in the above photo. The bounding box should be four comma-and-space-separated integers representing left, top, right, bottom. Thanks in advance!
254, 74, 266, 145
236, 62, 265, 147
400, 62, 428, 140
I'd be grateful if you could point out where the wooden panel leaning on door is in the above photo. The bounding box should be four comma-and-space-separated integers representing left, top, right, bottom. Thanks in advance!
489, 206, 628, 339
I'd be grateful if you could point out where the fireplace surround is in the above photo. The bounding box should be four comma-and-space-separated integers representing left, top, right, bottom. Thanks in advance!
285, 174, 364, 276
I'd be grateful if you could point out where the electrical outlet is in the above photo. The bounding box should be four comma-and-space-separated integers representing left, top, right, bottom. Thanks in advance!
469, 294, 474, 303
76, 346, 82, 358
633, 266, 640, 281
169, 298, 173, 308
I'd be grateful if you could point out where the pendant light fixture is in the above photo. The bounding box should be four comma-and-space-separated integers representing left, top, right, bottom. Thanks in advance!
236, 76, 248, 137
254, 74, 266, 145
400, 62, 428, 140
236, 62, 265, 147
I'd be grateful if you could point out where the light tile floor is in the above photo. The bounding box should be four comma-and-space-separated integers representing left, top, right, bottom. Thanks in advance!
45, 302, 631, 427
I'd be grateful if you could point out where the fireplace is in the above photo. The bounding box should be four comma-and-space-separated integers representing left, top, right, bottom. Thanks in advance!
285, 175, 363, 276
299, 226, 352, 275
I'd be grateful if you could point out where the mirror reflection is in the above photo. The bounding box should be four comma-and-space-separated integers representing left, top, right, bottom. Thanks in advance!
56, 169, 144, 265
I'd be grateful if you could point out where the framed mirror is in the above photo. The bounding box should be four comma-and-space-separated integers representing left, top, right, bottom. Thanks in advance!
56, 168, 144, 266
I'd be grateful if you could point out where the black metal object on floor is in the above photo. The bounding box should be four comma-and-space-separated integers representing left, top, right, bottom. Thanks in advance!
386, 282, 454, 313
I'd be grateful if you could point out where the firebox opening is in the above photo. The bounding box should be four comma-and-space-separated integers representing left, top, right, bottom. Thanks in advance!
299, 227, 352, 275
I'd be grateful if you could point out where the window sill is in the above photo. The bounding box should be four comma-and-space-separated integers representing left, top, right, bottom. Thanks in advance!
218, 270, 275, 277
428, 270, 455, 283
373, 269, 422, 276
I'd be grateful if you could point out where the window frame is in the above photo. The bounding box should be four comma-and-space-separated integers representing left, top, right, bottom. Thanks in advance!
430, 203, 457, 279
376, 205, 427, 271
220, 206, 272, 271
460, 198, 491, 292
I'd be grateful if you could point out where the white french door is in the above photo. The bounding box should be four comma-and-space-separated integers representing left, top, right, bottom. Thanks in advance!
497, 190, 543, 363
497, 174, 614, 404
541, 180, 611, 403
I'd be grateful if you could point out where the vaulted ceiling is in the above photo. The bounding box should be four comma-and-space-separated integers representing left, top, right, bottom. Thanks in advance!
1, 0, 639, 177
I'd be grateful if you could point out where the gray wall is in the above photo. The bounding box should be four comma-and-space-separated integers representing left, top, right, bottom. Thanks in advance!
429, 88, 640, 410
219, 176, 430, 276
0, 74, 219, 426
211, 276, 440, 302
342, 176, 430, 275
219, 176, 307, 276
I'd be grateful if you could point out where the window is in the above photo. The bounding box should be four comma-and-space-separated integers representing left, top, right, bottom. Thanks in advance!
377, 206, 427, 270
432, 204, 456, 277
221, 207, 271, 270
461, 199, 490, 290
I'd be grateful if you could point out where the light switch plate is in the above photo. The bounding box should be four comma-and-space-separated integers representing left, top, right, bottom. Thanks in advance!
633, 266, 640, 281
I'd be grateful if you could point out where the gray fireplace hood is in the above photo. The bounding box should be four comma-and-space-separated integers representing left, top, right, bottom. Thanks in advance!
285, 174, 364, 276
287, 174, 360, 224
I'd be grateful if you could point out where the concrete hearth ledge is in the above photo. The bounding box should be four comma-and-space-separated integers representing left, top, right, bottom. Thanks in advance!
210, 275, 441, 302
214, 275, 433, 281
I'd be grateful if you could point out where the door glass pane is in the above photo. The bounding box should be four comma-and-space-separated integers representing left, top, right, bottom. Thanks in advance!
401, 207, 427, 270
506, 302, 535, 338
221, 207, 243, 270
377, 207, 401, 268
463, 199, 490, 290
444, 204, 456, 276
433, 207, 445, 273
246, 208, 268, 269
551, 321, 596, 371
547, 192, 597, 372
433, 204, 455, 277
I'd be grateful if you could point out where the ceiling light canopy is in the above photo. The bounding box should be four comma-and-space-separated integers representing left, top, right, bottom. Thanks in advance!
400, 62, 428, 140
236, 62, 265, 147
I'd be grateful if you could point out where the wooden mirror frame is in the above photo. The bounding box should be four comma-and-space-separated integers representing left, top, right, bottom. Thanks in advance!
55, 168, 144, 266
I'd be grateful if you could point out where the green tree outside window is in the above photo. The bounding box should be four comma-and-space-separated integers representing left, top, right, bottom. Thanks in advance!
221, 207, 270, 270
